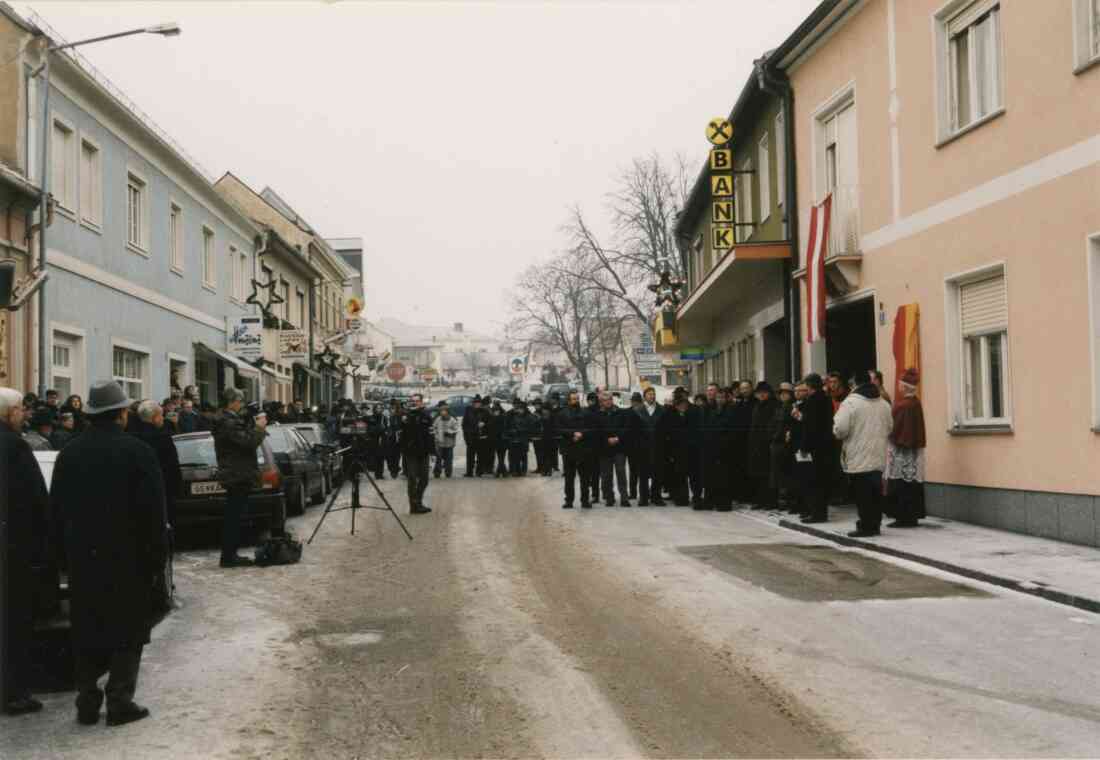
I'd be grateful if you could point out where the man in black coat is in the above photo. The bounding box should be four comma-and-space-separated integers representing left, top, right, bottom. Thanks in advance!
793, 373, 835, 523
130, 400, 183, 530
556, 391, 594, 508
51, 381, 168, 727
594, 392, 631, 506
583, 392, 602, 502
461, 396, 482, 477
1, 388, 51, 715
747, 383, 781, 510
632, 387, 665, 506
660, 392, 702, 506
699, 383, 732, 510
213, 388, 268, 568
399, 393, 435, 513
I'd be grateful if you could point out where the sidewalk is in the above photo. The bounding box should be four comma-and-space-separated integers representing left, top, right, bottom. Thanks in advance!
742, 504, 1100, 614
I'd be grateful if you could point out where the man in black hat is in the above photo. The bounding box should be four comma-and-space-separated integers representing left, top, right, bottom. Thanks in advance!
213, 387, 268, 568
23, 406, 55, 450
462, 395, 483, 477
51, 380, 168, 726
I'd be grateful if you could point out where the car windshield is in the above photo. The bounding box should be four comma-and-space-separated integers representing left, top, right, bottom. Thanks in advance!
267, 428, 294, 453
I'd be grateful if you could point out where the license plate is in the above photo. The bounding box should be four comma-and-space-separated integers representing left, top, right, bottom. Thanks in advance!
191, 481, 226, 496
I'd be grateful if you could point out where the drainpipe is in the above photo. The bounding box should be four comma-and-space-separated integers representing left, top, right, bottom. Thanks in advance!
755, 58, 802, 381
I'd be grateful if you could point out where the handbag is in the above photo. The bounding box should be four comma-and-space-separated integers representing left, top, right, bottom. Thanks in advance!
255, 534, 303, 566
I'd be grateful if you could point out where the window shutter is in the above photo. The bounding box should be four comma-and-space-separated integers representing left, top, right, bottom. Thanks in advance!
960, 274, 1007, 336
947, 0, 998, 38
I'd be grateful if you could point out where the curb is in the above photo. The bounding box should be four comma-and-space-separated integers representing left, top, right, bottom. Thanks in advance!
777, 519, 1100, 616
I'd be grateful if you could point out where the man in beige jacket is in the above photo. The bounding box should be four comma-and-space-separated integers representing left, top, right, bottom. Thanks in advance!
833, 370, 893, 537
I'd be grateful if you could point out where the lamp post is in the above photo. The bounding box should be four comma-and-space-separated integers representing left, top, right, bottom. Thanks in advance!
33, 22, 181, 396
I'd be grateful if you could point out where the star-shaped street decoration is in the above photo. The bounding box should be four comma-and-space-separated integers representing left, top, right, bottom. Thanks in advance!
648, 267, 685, 311
314, 344, 339, 372
246, 275, 285, 320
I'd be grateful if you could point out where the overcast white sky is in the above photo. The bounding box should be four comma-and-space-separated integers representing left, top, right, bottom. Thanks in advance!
25, 0, 818, 336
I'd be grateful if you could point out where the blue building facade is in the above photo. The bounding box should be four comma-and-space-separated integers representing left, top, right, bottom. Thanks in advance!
36, 50, 261, 405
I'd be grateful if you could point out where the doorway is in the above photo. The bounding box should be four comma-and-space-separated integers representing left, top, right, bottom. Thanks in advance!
762, 318, 788, 383
825, 296, 876, 381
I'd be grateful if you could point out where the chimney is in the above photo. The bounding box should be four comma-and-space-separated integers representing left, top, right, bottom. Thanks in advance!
454, 322, 463, 333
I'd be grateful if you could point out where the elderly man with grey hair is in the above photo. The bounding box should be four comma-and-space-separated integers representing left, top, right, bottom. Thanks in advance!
129, 399, 182, 531
0, 387, 51, 715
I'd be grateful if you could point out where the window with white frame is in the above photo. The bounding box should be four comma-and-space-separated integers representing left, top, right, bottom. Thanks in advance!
229, 246, 240, 301
281, 280, 290, 322
126, 172, 148, 250
296, 289, 306, 329
734, 335, 755, 380
774, 112, 786, 207
758, 133, 771, 222
952, 270, 1010, 425
169, 203, 183, 272
734, 158, 754, 243
239, 251, 249, 303
112, 346, 146, 400
817, 98, 859, 255
1074, 0, 1100, 69
52, 119, 76, 213
937, 0, 1002, 137
79, 137, 101, 227
52, 335, 73, 399
202, 227, 215, 288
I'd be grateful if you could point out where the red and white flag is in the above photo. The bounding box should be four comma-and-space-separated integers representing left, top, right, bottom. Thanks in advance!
805, 195, 832, 344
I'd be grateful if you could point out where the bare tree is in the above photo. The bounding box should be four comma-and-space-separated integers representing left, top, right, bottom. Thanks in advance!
559, 152, 692, 328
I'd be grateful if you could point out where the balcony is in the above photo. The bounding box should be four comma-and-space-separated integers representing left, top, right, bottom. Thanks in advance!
793, 185, 863, 296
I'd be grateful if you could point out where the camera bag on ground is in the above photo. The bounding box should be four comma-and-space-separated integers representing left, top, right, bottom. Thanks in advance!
255, 532, 303, 566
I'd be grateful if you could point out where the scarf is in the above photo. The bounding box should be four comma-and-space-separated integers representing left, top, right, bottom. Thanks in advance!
890, 395, 926, 449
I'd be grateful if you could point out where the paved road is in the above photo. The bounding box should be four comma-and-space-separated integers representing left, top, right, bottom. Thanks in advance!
4, 444, 1099, 758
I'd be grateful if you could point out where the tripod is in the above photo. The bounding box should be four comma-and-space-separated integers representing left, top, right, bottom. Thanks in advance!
308, 449, 414, 544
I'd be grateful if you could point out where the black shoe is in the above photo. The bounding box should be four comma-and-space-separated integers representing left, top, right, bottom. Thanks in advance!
411, 506, 432, 515
562, 503, 574, 509
847, 529, 879, 537
5, 696, 43, 716
220, 555, 254, 568
77, 709, 100, 726
620, 500, 632, 507
801, 516, 828, 524
605, 500, 615, 507
106, 704, 150, 727
581, 502, 592, 509
464, 473, 474, 478
888, 520, 919, 528
652, 499, 666, 506
638, 501, 650, 507
715, 506, 733, 512
692, 504, 712, 511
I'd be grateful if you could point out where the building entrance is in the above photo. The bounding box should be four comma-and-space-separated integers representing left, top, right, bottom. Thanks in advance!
825, 297, 876, 381
762, 318, 788, 383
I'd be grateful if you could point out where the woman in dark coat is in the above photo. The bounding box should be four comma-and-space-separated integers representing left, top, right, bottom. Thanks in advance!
51, 385, 168, 726
62, 394, 88, 433
747, 382, 781, 509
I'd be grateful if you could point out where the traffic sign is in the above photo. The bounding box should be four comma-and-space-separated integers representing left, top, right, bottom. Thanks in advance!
386, 361, 407, 382
706, 118, 733, 146
509, 356, 525, 375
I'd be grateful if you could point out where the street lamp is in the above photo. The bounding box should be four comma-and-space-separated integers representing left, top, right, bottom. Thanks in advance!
33, 22, 181, 396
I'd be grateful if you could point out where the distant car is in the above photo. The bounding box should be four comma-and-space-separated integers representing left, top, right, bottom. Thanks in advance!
266, 424, 327, 515
543, 383, 572, 402
172, 432, 286, 530
289, 422, 342, 491
434, 394, 479, 419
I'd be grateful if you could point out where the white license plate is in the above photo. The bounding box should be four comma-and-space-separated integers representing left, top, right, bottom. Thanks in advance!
191, 481, 226, 496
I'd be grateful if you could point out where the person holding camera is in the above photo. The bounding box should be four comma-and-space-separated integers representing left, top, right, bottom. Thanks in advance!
213, 388, 268, 568
399, 393, 435, 514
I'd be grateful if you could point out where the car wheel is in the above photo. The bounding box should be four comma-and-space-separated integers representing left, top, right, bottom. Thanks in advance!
288, 479, 306, 516
311, 473, 326, 505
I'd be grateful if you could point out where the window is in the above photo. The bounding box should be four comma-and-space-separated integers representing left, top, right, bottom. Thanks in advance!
169, 203, 183, 272
229, 246, 241, 301
239, 252, 250, 303
202, 227, 215, 289
774, 112, 786, 208
936, 0, 1002, 138
1074, 0, 1100, 69
734, 335, 755, 381
51, 118, 76, 213
296, 289, 306, 329
817, 98, 859, 255
692, 234, 704, 289
126, 172, 148, 251
758, 133, 771, 222
734, 159, 753, 243
281, 280, 290, 322
79, 138, 101, 227
112, 346, 146, 401
948, 268, 1011, 427
52, 341, 72, 399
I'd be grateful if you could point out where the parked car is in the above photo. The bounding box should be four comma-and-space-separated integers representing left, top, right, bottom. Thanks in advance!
517, 381, 545, 402
543, 383, 572, 402
266, 424, 327, 515
173, 432, 286, 530
289, 421, 342, 491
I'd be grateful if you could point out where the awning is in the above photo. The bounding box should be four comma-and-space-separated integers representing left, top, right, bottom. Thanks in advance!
293, 361, 321, 381
194, 342, 260, 378
260, 365, 290, 385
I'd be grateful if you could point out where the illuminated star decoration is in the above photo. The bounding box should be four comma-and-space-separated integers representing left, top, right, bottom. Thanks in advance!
246, 275, 285, 321
648, 265, 685, 311
338, 356, 361, 380
315, 344, 339, 372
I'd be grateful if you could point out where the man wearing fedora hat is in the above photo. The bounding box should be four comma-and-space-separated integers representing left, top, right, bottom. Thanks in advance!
51, 380, 168, 727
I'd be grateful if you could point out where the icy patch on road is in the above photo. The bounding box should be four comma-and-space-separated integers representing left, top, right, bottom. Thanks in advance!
314, 630, 384, 647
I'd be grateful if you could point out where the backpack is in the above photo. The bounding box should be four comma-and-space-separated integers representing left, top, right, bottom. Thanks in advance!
255, 534, 303, 566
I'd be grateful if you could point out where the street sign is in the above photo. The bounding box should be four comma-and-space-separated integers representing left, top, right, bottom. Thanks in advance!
706, 118, 733, 145
509, 356, 525, 375
680, 346, 713, 362
635, 357, 663, 373
278, 329, 307, 360
227, 316, 263, 361
345, 318, 363, 332
386, 361, 407, 382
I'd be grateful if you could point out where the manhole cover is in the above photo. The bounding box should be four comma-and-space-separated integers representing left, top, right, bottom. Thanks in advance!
679, 543, 989, 602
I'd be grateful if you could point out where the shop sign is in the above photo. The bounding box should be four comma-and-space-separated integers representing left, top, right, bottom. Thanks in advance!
227, 316, 263, 361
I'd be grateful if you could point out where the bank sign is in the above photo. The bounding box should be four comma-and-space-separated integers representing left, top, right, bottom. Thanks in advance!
228, 316, 263, 361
